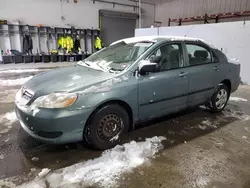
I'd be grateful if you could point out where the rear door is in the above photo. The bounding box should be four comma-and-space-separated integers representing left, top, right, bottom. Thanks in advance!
183, 42, 222, 106
138, 42, 189, 120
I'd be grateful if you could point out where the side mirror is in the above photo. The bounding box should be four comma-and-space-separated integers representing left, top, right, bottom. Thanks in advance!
139, 60, 157, 75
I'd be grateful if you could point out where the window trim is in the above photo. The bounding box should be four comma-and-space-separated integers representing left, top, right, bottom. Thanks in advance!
183, 42, 218, 67
145, 42, 186, 72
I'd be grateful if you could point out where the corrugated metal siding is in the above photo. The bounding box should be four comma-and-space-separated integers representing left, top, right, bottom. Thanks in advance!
156, 0, 250, 26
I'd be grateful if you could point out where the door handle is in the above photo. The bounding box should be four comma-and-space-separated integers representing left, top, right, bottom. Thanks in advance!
179, 72, 188, 77
214, 66, 219, 71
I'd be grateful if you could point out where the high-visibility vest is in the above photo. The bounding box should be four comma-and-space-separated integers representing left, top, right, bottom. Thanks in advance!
65, 36, 73, 52
58, 36, 73, 50
95, 36, 102, 50
58, 37, 66, 49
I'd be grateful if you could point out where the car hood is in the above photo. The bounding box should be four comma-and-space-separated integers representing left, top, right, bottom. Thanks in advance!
24, 65, 113, 96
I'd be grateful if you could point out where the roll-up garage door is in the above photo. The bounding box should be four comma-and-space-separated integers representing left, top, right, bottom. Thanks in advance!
99, 10, 138, 46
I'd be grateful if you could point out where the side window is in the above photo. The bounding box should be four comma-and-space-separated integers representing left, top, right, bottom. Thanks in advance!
148, 44, 184, 72
186, 44, 212, 66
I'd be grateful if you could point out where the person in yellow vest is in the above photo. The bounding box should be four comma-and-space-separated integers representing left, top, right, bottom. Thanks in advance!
58, 36, 73, 53
58, 36, 66, 49
65, 36, 73, 53
95, 36, 103, 50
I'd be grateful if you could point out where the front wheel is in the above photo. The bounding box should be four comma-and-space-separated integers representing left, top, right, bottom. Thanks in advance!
209, 84, 230, 113
84, 104, 129, 150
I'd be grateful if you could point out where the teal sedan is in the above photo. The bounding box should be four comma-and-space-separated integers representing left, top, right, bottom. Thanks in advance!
15, 36, 241, 150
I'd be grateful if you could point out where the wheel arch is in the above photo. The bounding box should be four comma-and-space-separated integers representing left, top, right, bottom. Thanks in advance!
221, 79, 231, 93
85, 99, 134, 132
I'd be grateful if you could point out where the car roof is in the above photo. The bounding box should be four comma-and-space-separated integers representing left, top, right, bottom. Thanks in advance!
111, 35, 216, 49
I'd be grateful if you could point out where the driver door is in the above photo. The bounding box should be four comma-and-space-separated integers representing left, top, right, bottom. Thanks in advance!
138, 42, 189, 121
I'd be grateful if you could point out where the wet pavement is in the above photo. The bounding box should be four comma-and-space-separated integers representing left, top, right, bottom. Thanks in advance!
0, 65, 250, 187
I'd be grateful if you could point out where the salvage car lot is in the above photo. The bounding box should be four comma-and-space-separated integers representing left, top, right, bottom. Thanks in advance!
0, 65, 250, 187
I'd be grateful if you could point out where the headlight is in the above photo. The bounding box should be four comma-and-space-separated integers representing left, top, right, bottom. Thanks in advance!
32, 93, 77, 109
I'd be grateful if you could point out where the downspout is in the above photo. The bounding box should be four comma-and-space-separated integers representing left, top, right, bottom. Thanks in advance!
153, 3, 156, 26
138, 0, 142, 28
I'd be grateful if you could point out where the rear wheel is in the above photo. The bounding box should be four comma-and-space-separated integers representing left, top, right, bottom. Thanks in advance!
209, 84, 230, 113
84, 104, 129, 150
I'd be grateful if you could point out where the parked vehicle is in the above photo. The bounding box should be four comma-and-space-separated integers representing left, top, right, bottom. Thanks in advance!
15, 36, 241, 150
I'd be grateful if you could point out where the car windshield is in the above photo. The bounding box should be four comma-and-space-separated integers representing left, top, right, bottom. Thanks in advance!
78, 41, 153, 73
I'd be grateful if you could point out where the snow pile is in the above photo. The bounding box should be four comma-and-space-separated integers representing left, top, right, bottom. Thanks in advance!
0, 76, 33, 86
229, 97, 248, 102
38, 169, 51, 178
18, 136, 166, 188
0, 69, 42, 74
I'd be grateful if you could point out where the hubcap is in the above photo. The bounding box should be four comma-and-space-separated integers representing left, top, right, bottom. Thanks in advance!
215, 89, 228, 109
97, 114, 124, 141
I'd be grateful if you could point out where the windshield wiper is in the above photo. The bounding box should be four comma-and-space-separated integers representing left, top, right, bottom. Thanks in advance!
84, 62, 90, 66
78, 61, 90, 67
109, 68, 123, 73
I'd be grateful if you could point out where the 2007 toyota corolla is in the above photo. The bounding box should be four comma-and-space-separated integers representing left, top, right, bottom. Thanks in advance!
15, 36, 241, 150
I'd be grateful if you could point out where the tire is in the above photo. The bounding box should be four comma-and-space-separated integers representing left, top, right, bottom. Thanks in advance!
84, 104, 129, 150
209, 84, 230, 113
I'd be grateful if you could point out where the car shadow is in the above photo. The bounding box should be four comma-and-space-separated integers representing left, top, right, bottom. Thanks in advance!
123, 105, 239, 148
17, 104, 242, 170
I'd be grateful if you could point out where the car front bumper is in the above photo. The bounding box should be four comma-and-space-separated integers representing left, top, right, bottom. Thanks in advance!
15, 105, 93, 144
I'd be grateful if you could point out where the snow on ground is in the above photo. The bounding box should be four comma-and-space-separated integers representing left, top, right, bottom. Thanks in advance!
0, 89, 18, 103
38, 169, 51, 178
197, 106, 250, 131
197, 119, 218, 130
0, 76, 33, 86
0, 111, 17, 134
0, 180, 16, 188
0, 69, 42, 74
229, 97, 248, 102
18, 136, 166, 188
223, 108, 250, 121
0, 111, 17, 126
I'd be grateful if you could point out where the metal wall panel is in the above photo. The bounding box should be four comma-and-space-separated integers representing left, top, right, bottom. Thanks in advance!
100, 10, 137, 45
156, 0, 250, 26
